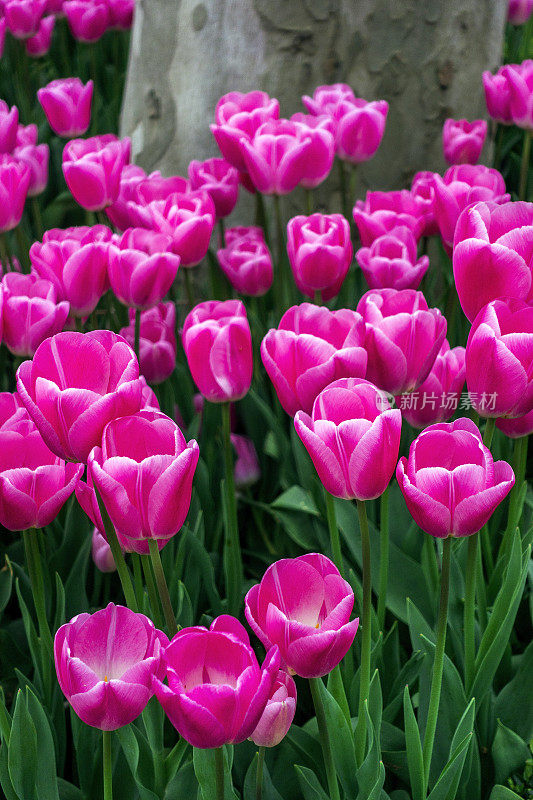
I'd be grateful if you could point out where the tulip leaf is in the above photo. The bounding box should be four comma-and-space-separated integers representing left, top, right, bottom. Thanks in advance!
494, 638, 533, 741
356, 702, 385, 800
403, 686, 425, 800
57, 778, 85, 800
0, 556, 13, 617
8, 690, 38, 800
14, 580, 42, 694
488, 786, 525, 800
491, 720, 530, 786
116, 724, 158, 800
243, 752, 285, 800
0, 744, 19, 800
426, 733, 473, 800
193, 745, 236, 800
286, 726, 325, 781
179, 527, 223, 616
294, 765, 330, 800
315, 678, 358, 799
70, 709, 100, 799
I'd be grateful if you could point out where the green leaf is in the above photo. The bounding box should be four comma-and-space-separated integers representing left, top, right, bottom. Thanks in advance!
443, 698, 476, 800
316, 678, 358, 799
15, 580, 41, 690
0, 744, 19, 800
272, 486, 320, 516
25, 687, 60, 800
491, 720, 530, 786
57, 778, 85, 800
426, 734, 473, 800
403, 686, 425, 800
193, 746, 236, 800
8, 690, 38, 800
294, 765, 330, 800
180, 528, 222, 616
243, 753, 285, 800
494, 638, 533, 741
286, 727, 325, 781
0, 556, 13, 616
116, 724, 159, 800
356, 703, 384, 800
488, 787, 525, 800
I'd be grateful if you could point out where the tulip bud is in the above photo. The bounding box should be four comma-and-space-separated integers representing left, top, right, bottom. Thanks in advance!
63, 134, 130, 212
287, 213, 352, 300
442, 118, 487, 166
38, 78, 93, 138
250, 670, 297, 747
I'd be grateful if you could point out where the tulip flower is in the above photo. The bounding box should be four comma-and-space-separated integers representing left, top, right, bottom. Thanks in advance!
240, 119, 315, 195
37, 78, 93, 138
16, 330, 143, 462
0, 391, 29, 432
91, 528, 116, 573
15, 121, 38, 148
139, 376, 160, 410
13, 143, 49, 197
231, 434, 260, 488
108, 228, 180, 309
105, 164, 148, 231
0, 155, 31, 233
287, 213, 352, 300
120, 303, 177, 385
0, 103, 19, 153
4, 0, 46, 39
211, 90, 280, 171
63, 134, 130, 212
353, 190, 426, 246
496, 409, 533, 437
106, 0, 134, 29
508, 0, 533, 24
356, 227, 429, 291
331, 97, 389, 164
442, 118, 487, 165
289, 113, 336, 188
0, 19, 6, 58
55, 603, 168, 729
224, 225, 265, 246
217, 230, 273, 296
483, 66, 514, 124
302, 83, 357, 116
1, 272, 69, 356
250, 670, 297, 747
357, 288, 447, 395
25, 14, 54, 56
63, 0, 110, 41
410, 171, 439, 237
261, 303, 367, 416
147, 190, 215, 267
501, 61, 533, 130
188, 157, 240, 219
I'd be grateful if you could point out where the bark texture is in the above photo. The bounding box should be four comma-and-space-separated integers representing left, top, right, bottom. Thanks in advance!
121, 0, 508, 192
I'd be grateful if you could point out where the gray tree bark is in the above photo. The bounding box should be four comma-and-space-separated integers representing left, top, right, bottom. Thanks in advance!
121, 0, 508, 195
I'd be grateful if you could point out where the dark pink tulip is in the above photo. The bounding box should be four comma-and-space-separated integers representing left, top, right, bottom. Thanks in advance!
55, 604, 168, 730
16, 330, 143, 462
37, 78, 93, 138
288, 114, 335, 188
211, 90, 280, 171
231, 434, 260, 488
63, 0, 110, 41
91, 528, 116, 573
0, 155, 30, 233
509, 0, 533, 24
483, 67, 513, 124
287, 213, 352, 301
496, 409, 533, 437
15, 121, 38, 147
331, 97, 389, 164
396, 340, 466, 429
182, 300, 253, 403
188, 157, 239, 220
466, 297, 533, 418
87, 409, 199, 545
45, 0, 64, 12
356, 227, 429, 291
0, 103, 18, 153
153, 615, 280, 748
135, 173, 190, 206
261, 303, 367, 416
0, 19, 6, 57
108, 228, 180, 309
245, 553, 359, 679
139, 376, 160, 410
396, 418, 515, 538
240, 119, 314, 195
217, 231, 273, 296
4, 0, 46, 38
63, 134, 130, 212
148, 190, 215, 267
105, 163, 147, 231
442, 118, 487, 166
411, 171, 439, 237
13, 143, 49, 197
295, 377, 401, 500
25, 13, 54, 56
353, 190, 426, 246
302, 83, 356, 116
452, 200, 533, 322
106, 0, 134, 29
120, 303, 177, 385
0, 391, 29, 432
501, 61, 533, 129
1, 272, 69, 356
357, 288, 447, 395
250, 670, 297, 748
224, 225, 265, 246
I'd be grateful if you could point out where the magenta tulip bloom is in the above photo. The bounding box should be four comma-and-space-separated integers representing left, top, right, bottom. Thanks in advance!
501, 61, 533, 129
182, 300, 253, 403
302, 83, 356, 116
25, 14, 54, 56
0, 103, 19, 153
108, 228, 180, 309
87, 409, 199, 545
497, 409, 533, 437
483, 67, 513, 124
13, 143, 49, 197
509, 0, 533, 24
289, 113, 335, 188
15, 121, 38, 148
231, 434, 260, 488
356, 227, 429, 291
37, 78, 93, 138
0, 19, 6, 58
63, 134, 130, 212
353, 190, 426, 246
331, 98, 389, 164
120, 303, 177, 385
442, 118, 487, 166
357, 288, 447, 395
106, 0, 134, 29
105, 164, 148, 231
411, 171, 439, 237
4, 0, 46, 38
1, 273, 69, 357
188, 157, 239, 220
0, 155, 30, 233
453, 200, 533, 322
55, 604, 168, 730
211, 90, 280, 172
139, 376, 160, 411
0, 391, 29, 432
91, 528, 116, 573
148, 190, 215, 267
396, 340, 466, 429
295, 378, 401, 500
240, 119, 314, 195
396, 418, 515, 538
261, 303, 367, 416
63, 0, 110, 41
16, 330, 143, 463
466, 297, 533, 418
287, 213, 352, 301
250, 670, 297, 748
153, 615, 280, 748
217, 231, 273, 296
245, 554, 359, 679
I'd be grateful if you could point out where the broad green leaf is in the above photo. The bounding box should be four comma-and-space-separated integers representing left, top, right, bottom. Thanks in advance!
444, 698, 476, 800
25, 687, 60, 800
491, 720, 530, 786
180, 528, 222, 616
8, 690, 37, 800
294, 765, 330, 800
357, 702, 384, 800
243, 752, 285, 800
426, 733, 473, 800
193, 746, 236, 800
0, 685, 11, 745
403, 686, 425, 800
488, 787, 524, 800
57, 778, 85, 800
286, 727, 325, 781
116, 723, 158, 800
0, 744, 19, 800
272, 486, 320, 516
316, 678, 358, 799
0, 556, 13, 616
494, 638, 533, 741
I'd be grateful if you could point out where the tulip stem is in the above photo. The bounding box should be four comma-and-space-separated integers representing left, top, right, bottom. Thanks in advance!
255, 192, 270, 250
309, 677, 341, 800
483, 417, 496, 448
464, 532, 478, 692
215, 747, 225, 800
102, 730, 112, 800
325, 491, 344, 578
519, 129, 532, 201
256, 746, 265, 800
31, 198, 44, 240
273, 194, 289, 307
94, 486, 138, 612
134, 307, 141, 364
141, 554, 164, 629
218, 218, 225, 248
422, 535, 452, 792
355, 499, 372, 767
377, 487, 390, 632
131, 553, 144, 609
306, 189, 313, 215
148, 539, 178, 638
184, 268, 194, 308
0, 234, 10, 271
338, 160, 348, 220
222, 401, 243, 616
499, 434, 529, 562
22, 528, 53, 699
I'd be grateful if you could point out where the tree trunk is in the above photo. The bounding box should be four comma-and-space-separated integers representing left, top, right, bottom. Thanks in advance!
121, 0, 508, 195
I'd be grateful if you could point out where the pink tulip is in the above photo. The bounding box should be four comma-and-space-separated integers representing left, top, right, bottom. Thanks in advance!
466, 297, 533, 418
211, 90, 280, 172
224, 225, 265, 246
396, 418, 515, 538
442, 118, 487, 166
501, 61, 533, 129
1, 272, 69, 356
25, 13, 54, 56
13, 143, 49, 197
108, 228, 180, 309
182, 300, 253, 403
139, 376, 160, 410
153, 615, 280, 748
106, 0, 134, 29
105, 164, 147, 231
0, 19, 6, 57
496, 409, 533, 437
91, 527, 116, 573
302, 83, 356, 116
15, 121, 38, 147
135, 173, 190, 206
0, 391, 29, 432
217, 231, 273, 296
240, 119, 315, 195
452, 200, 533, 322
55, 604, 168, 730
231, 434, 260, 488
0, 103, 19, 153
432, 165, 509, 252
332, 98, 389, 164
250, 670, 297, 748
261, 303, 367, 416
287, 213, 352, 300
188, 157, 240, 219
356, 227, 429, 291
396, 340, 466, 429
148, 190, 215, 267
411, 172, 439, 237
120, 303, 177, 385
0, 155, 30, 233
353, 190, 426, 246
288, 114, 335, 188
245, 553, 359, 678
87, 409, 199, 545
483, 66, 513, 124
37, 78, 93, 138
16, 330, 143, 462
4, 0, 46, 38
63, 0, 110, 41
45, 0, 64, 13
357, 288, 447, 395
508, 0, 533, 24
63, 134, 130, 212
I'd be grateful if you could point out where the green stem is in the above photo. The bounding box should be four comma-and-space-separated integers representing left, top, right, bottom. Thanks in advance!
141, 554, 164, 629
313, 289, 322, 304
309, 677, 341, 800
273, 194, 289, 308
31, 197, 44, 240
325, 491, 344, 578
134, 307, 141, 364
218, 217, 225, 248
22, 529, 53, 698
377, 487, 390, 631
255, 192, 270, 249
0, 233, 10, 271
131, 553, 144, 610
305, 189, 313, 215
215, 747, 225, 800
338, 160, 348, 220
256, 746, 265, 800
14, 224, 30, 272
148, 539, 178, 638
499, 434, 529, 561
184, 268, 194, 308
422, 536, 452, 791
519, 129, 531, 201
222, 401, 243, 616
354, 499, 372, 766
94, 486, 138, 612
464, 533, 478, 692
483, 417, 496, 448
102, 730, 112, 800
476, 541, 488, 632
